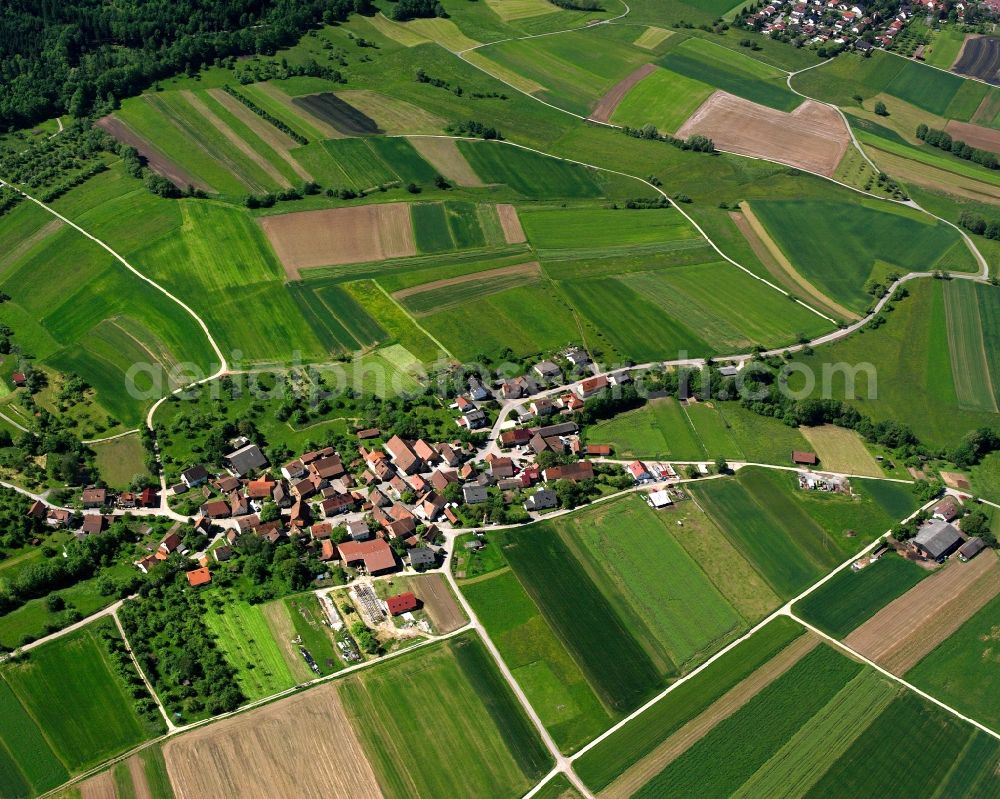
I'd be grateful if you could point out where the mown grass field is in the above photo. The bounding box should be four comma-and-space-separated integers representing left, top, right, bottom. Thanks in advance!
586, 398, 812, 464
611, 65, 714, 133
520, 206, 699, 253
457, 141, 606, 198
793, 552, 928, 639
461, 567, 612, 753
798, 424, 884, 477
942, 279, 998, 413
576, 616, 805, 790
92, 434, 148, 489
906, 590, 1000, 731
0, 620, 157, 789
751, 198, 976, 313
339, 633, 551, 798
202, 599, 297, 700
556, 495, 745, 674
659, 38, 800, 112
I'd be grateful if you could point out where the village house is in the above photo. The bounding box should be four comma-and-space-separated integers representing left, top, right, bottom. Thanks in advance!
647, 489, 673, 509
932, 496, 961, 522
181, 465, 209, 488
628, 461, 653, 483
347, 519, 371, 541
500, 428, 533, 448
81, 487, 107, 509
543, 462, 594, 482
533, 360, 561, 380
791, 451, 818, 466
78, 514, 108, 537
408, 546, 436, 570
282, 459, 306, 481
463, 484, 489, 504
186, 567, 212, 587
530, 398, 556, 417
200, 499, 231, 519
565, 348, 591, 367
385, 435, 423, 474
575, 375, 609, 399
356, 427, 380, 440
468, 377, 490, 401
524, 488, 558, 511
488, 456, 515, 479
958, 537, 986, 562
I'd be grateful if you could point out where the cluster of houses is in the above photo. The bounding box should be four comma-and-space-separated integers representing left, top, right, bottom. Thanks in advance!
743, 0, 914, 50
908, 496, 987, 563
26, 483, 161, 540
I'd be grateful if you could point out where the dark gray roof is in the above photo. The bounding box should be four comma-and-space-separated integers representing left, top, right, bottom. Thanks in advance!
958, 537, 986, 560
408, 547, 436, 566
525, 489, 558, 510
226, 444, 268, 477
914, 520, 962, 559
462, 484, 489, 504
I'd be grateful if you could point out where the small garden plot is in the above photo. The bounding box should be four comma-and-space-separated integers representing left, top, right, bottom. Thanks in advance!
396, 261, 541, 316
576, 617, 803, 791
906, 592, 1000, 731
610, 66, 714, 133
292, 93, 382, 135
268, 593, 343, 679
659, 38, 800, 112
203, 599, 297, 701
340, 634, 551, 798
258, 204, 416, 275
409, 574, 467, 634
461, 569, 612, 753
793, 553, 928, 639
457, 141, 604, 198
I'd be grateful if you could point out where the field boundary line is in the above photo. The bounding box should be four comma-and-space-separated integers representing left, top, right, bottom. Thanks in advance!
111, 609, 177, 732
370, 279, 456, 360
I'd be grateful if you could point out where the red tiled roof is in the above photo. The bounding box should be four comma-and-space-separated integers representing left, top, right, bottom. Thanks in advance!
386, 591, 418, 615
186, 567, 212, 587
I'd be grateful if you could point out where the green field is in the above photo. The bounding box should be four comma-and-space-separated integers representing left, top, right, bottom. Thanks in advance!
0, 621, 157, 788
555, 495, 745, 673
203, 599, 297, 700
633, 644, 863, 798
273, 593, 344, 677
457, 141, 605, 198
575, 616, 805, 790
588, 397, 706, 459
92, 434, 148, 489
461, 568, 612, 753
339, 633, 551, 798
476, 25, 654, 116
611, 65, 715, 133
659, 38, 800, 111
942, 279, 998, 412
752, 199, 976, 313
906, 588, 1000, 731
792, 552, 927, 639
520, 206, 698, 253
690, 468, 904, 598
790, 280, 1000, 449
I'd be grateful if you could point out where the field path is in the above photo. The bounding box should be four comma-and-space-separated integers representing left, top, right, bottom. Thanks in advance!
589, 63, 656, 124
601, 633, 820, 799
0, 217, 63, 271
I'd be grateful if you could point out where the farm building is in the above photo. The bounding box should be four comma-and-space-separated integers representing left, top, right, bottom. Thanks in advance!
226, 443, 268, 477
386, 592, 418, 616
338, 539, 397, 575
932, 496, 961, 522
958, 538, 986, 562
647, 490, 673, 509
791, 451, 818, 466
911, 520, 963, 561
542, 462, 594, 482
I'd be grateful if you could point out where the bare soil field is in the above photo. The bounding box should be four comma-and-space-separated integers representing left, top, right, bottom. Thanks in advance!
208, 88, 313, 181
79, 771, 116, 799
127, 753, 153, 799
293, 93, 381, 136
677, 92, 849, 177
497, 203, 527, 243
0, 218, 63, 272
96, 115, 212, 192
940, 471, 972, 490
410, 573, 468, 633
409, 137, 484, 186
952, 34, 1000, 84
735, 203, 858, 321
944, 119, 1000, 154
590, 63, 657, 124
259, 203, 416, 278
392, 261, 540, 300
844, 552, 1000, 674
163, 685, 383, 799
601, 634, 819, 799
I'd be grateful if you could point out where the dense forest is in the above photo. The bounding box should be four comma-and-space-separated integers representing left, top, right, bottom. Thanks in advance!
0, 0, 370, 129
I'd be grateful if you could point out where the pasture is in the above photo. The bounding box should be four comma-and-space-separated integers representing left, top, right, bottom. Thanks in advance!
751, 198, 976, 313
793, 553, 928, 639
587, 397, 705, 460
1, 621, 156, 779
202, 599, 297, 700
92, 434, 148, 489
340, 633, 551, 798
461, 568, 611, 753
659, 38, 800, 112
576, 617, 804, 791
556, 495, 745, 673
906, 592, 1000, 730
798, 425, 884, 476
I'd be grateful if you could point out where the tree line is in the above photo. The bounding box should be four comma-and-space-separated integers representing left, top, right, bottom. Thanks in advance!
917, 123, 1000, 170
